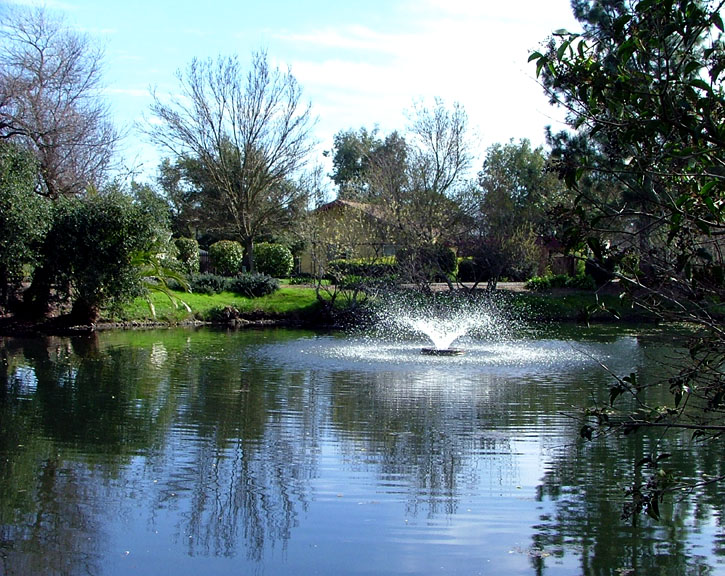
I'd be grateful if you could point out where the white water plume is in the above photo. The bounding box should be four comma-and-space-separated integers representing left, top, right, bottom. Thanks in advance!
371, 293, 518, 350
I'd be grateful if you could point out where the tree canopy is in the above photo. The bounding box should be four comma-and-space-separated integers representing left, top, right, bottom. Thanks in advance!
531, 0, 725, 518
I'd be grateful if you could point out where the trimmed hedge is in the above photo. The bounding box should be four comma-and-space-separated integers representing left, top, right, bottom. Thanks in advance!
328, 257, 398, 280
526, 273, 597, 292
255, 243, 294, 278
209, 240, 244, 276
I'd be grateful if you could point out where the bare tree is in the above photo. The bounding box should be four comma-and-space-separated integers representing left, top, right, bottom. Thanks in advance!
386, 99, 473, 246
360, 100, 472, 289
146, 51, 316, 272
0, 6, 118, 197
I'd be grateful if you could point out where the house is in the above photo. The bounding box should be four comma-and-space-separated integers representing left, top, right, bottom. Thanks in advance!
298, 199, 396, 276
536, 236, 577, 276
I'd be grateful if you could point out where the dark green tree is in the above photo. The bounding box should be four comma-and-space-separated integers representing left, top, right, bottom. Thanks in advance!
0, 141, 50, 308
531, 0, 725, 517
37, 188, 161, 323
466, 139, 565, 286
329, 128, 381, 200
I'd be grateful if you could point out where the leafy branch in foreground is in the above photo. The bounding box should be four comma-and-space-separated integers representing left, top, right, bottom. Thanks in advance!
132, 250, 191, 318
533, 0, 725, 519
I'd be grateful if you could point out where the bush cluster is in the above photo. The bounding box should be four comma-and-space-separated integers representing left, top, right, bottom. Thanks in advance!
188, 273, 229, 295
187, 272, 279, 298
209, 240, 244, 276
226, 273, 280, 298
41, 190, 159, 321
254, 242, 294, 278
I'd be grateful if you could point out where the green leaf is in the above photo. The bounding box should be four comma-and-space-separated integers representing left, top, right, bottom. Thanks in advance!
557, 40, 570, 61
684, 60, 702, 76
618, 39, 637, 63
647, 498, 661, 521
713, 12, 724, 31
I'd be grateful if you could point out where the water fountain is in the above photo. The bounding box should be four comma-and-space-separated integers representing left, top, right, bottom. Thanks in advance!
259, 292, 604, 377
404, 317, 471, 355
378, 294, 504, 357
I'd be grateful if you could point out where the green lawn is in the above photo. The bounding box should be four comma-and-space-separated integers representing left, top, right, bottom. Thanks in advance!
109, 285, 321, 323
108, 283, 660, 326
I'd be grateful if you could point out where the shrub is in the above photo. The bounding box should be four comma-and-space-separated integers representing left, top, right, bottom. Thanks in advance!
254, 242, 294, 278
288, 274, 313, 285
525, 275, 553, 291
526, 273, 596, 292
188, 273, 228, 295
175, 237, 200, 274
0, 142, 50, 307
227, 273, 279, 298
565, 273, 597, 290
328, 257, 398, 280
209, 240, 244, 276
42, 189, 159, 322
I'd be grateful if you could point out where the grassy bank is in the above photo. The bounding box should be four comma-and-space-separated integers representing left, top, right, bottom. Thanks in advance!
108, 285, 323, 324
108, 285, 652, 327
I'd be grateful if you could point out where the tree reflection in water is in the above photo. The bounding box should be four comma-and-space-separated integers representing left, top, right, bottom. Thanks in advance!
0, 327, 724, 575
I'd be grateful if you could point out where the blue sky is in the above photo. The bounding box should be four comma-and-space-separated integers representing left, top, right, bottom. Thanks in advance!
5, 0, 581, 187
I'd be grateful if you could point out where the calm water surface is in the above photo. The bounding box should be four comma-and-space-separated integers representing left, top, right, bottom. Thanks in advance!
1, 326, 724, 575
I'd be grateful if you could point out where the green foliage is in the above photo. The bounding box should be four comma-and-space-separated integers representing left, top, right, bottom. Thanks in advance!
0, 142, 50, 306
186, 271, 279, 298
328, 257, 398, 280
188, 273, 229, 295
532, 0, 725, 519
476, 139, 563, 237
526, 273, 596, 291
226, 273, 280, 298
42, 188, 159, 322
208, 240, 244, 276
254, 242, 294, 278
175, 237, 200, 274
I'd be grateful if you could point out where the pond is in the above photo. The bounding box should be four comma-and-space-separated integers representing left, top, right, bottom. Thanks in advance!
1, 325, 724, 575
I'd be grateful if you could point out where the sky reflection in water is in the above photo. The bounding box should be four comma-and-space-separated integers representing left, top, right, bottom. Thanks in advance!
1, 327, 723, 576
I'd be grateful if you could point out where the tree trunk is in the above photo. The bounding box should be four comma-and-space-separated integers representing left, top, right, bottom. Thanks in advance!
70, 298, 100, 325
20, 266, 53, 319
244, 238, 255, 273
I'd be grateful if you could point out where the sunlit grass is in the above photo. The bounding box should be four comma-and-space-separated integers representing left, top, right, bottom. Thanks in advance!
106, 282, 657, 326
108, 286, 321, 323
